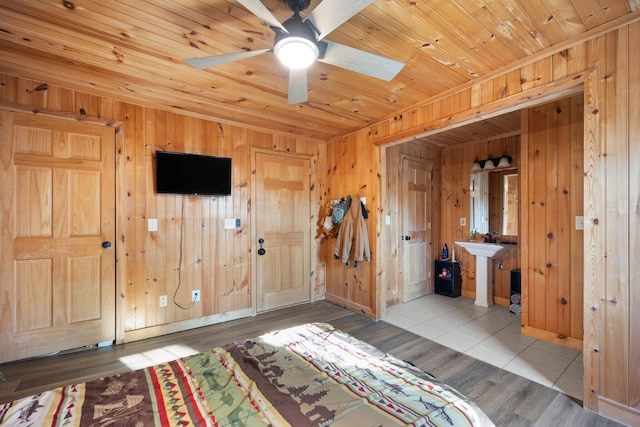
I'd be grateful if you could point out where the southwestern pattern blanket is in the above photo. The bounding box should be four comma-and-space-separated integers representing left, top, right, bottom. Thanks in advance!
0, 323, 494, 426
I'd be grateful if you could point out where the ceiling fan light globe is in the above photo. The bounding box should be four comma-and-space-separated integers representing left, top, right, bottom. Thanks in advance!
274, 37, 319, 69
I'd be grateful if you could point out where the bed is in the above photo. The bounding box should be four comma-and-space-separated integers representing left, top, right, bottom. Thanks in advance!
0, 323, 494, 426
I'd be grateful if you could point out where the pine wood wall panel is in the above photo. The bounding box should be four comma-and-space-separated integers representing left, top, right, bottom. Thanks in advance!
0, 74, 325, 338
323, 131, 377, 317
629, 18, 640, 411
569, 92, 585, 341
600, 24, 631, 411
581, 64, 602, 413
521, 95, 584, 347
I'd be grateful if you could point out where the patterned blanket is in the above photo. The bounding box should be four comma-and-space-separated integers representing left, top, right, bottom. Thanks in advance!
0, 323, 494, 426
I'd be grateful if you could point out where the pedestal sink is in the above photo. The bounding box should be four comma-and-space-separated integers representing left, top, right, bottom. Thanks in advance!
454, 241, 509, 307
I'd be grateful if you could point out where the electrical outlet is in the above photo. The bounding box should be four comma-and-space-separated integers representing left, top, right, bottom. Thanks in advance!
192, 290, 201, 302
159, 295, 167, 307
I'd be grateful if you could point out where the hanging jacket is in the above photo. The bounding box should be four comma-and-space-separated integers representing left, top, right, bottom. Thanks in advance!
333, 196, 371, 265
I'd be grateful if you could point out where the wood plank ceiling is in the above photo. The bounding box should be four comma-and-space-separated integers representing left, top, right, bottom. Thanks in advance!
0, 0, 636, 141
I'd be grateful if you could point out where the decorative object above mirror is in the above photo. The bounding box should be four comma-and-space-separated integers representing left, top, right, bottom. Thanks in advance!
471, 153, 513, 172
470, 153, 518, 237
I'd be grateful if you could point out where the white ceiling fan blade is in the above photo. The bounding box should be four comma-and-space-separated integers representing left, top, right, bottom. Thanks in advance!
184, 49, 270, 69
288, 68, 308, 104
318, 40, 404, 81
305, 0, 374, 40
237, 0, 287, 32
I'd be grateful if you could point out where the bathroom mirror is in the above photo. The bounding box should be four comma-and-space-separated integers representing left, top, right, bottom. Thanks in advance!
470, 169, 518, 236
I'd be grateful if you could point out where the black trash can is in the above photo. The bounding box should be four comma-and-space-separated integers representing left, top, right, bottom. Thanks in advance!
510, 268, 521, 314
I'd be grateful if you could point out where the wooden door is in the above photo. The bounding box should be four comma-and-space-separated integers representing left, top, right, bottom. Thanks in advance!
255, 152, 311, 311
400, 157, 433, 302
0, 111, 115, 363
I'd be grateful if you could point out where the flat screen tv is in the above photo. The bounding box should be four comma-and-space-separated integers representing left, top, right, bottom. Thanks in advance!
155, 151, 232, 196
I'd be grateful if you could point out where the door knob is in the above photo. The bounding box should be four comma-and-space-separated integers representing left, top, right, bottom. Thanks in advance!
401, 235, 411, 241
258, 238, 265, 256
102, 241, 112, 249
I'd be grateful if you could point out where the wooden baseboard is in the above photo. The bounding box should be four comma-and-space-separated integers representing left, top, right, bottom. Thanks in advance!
494, 296, 510, 307
461, 290, 511, 308
598, 396, 640, 426
124, 308, 253, 342
521, 325, 583, 351
461, 290, 475, 299
325, 294, 374, 319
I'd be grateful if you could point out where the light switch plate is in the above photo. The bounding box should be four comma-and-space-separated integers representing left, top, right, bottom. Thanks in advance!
460, 217, 467, 227
385, 214, 391, 225
148, 218, 158, 231
576, 216, 584, 230
224, 218, 235, 229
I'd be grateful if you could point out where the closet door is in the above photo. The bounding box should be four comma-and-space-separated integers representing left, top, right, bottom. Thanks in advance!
400, 156, 433, 302
254, 151, 311, 311
0, 111, 116, 363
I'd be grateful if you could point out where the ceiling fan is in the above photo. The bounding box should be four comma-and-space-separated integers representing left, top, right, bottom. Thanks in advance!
184, 0, 405, 104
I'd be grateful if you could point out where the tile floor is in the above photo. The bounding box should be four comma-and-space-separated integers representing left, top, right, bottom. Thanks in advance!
383, 294, 584, 401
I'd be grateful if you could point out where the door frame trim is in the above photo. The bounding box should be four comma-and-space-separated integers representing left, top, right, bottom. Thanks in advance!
250, 148, 316, 315
375, 71, 604, 412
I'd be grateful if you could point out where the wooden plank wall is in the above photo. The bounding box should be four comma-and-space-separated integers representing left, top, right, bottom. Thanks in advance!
441, 136, 520, 306
0, 74, 325, 339
520, 95, 584, 349
628, 20, 640, 414
325, 21, 640, 423
322, 134, 377, 317
597, 21, 639, 420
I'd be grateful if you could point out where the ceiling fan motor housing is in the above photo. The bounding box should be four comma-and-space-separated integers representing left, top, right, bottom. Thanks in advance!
274, 13, 318, 46
285, 0, 311, 13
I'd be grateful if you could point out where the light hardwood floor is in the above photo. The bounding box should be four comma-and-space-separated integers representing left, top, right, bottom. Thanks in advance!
0, 301, 624, 426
